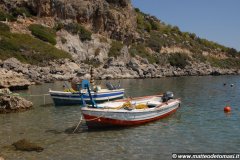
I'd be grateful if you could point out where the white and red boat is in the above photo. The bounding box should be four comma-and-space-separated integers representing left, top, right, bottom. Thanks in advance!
81, 92, 181, 129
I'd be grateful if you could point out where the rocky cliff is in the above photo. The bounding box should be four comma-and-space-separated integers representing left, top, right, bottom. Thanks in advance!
1, 0, 137, 41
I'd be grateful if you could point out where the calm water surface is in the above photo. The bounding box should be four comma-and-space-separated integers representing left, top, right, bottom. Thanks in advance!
1, 76, 240, 160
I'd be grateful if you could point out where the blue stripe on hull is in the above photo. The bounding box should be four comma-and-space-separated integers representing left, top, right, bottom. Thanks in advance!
51, 92, 124, 99
52, 96, 124, 106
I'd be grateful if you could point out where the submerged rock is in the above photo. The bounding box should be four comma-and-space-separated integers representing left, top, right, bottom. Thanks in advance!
0, 156, 4, 160
0, 89, 33, 113
12, 139, 44, 152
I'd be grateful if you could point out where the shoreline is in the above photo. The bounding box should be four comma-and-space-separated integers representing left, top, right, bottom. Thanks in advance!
1, 57, 240, 90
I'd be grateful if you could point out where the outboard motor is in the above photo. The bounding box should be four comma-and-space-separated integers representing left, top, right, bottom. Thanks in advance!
162, 91, 174, 102
106, 82, 115, 90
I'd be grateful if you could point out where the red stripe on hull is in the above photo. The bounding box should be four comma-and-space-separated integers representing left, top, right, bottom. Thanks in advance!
83, 107, 179, 129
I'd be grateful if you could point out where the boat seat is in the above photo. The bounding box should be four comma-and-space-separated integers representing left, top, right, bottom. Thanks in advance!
147, 101, 161, 108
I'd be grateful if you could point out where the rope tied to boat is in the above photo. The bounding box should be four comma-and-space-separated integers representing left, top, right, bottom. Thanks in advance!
73, 115, 83, 133
72, 113, 107, 133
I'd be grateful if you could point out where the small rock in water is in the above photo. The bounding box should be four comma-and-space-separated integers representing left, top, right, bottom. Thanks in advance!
0, 156, 5, 160
12, 139, 44, 152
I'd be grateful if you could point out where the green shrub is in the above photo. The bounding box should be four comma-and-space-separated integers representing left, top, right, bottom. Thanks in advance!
12, 7, 32, 17
146, 32, 164, 52
136, 12, 152, 32
0, 30, 71, 65
168, 53, 189, 68
192, 53, 207, 62
144, 22, 152, 32
135, 8, 140, 13
149, 19, 160, 31
0, 22, 10, 32
108, 40, 123, 58
0, 10, 16, 21
83, 58, 101, 68
136, 13, 144, 29
64, 23, 92, 41
129, 44, 157, 64
64, 23, 79, 34
28, 24, 56, 45
54, 22, 64, 31
227, 48, 239, 58
79, 27, 92, 41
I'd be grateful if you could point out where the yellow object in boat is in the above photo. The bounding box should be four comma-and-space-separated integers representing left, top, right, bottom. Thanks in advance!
122, 101, 132, 108
135, 104, 148, 109
64, 88, 76, 93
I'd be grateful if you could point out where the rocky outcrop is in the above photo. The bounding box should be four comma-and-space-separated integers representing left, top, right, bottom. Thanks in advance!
0, 68, 32, 90
56, 32, 110, 62
1, 56, 239, 86
0, 88, 33, 113
1, 58, 83, 83
12, 139, 44, 152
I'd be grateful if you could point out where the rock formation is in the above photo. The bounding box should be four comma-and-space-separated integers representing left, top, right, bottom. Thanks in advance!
0, 88, 33, 113
0, 67, 32, 90
11, 0, 137, 41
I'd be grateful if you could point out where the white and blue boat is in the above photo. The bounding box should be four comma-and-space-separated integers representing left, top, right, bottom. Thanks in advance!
49, 88, 125, 106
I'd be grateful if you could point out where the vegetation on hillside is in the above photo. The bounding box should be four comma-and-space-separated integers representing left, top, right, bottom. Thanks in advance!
207, 57, 240, 69
63, 23, 92, 41
168, 53, 189, 69
28, 24, 57, 45
0, 10, 16, 21
129, 44, 157, 64
0, 7, 34, 22
108, 40, 124, 58
133, 8, 240, 68
0, 22, 71, 65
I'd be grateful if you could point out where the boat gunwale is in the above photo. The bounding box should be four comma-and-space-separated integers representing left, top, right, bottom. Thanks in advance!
49, 88, 125, 95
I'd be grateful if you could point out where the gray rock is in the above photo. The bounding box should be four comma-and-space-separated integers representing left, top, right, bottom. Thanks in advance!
40, 67, 50, 75
128, 58, 140, 71
0, 69, 31, 90
3, 58, 22, 70
0, 88, 12, 96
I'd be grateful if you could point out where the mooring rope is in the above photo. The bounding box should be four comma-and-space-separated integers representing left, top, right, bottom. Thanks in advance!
72, 112, 108, 133
15, 93, 50, 97
73, 115, 83, 133
84, 113, 107, 122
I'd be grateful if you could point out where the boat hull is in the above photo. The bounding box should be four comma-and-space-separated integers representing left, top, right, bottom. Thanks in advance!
49, 89, 125, 106
81, 98, 180, 128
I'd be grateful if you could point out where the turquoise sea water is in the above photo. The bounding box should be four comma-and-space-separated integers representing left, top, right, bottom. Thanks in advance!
1, 76, 240, 159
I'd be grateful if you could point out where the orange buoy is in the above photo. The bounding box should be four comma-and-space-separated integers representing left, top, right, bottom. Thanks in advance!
224, 106, 231, 113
